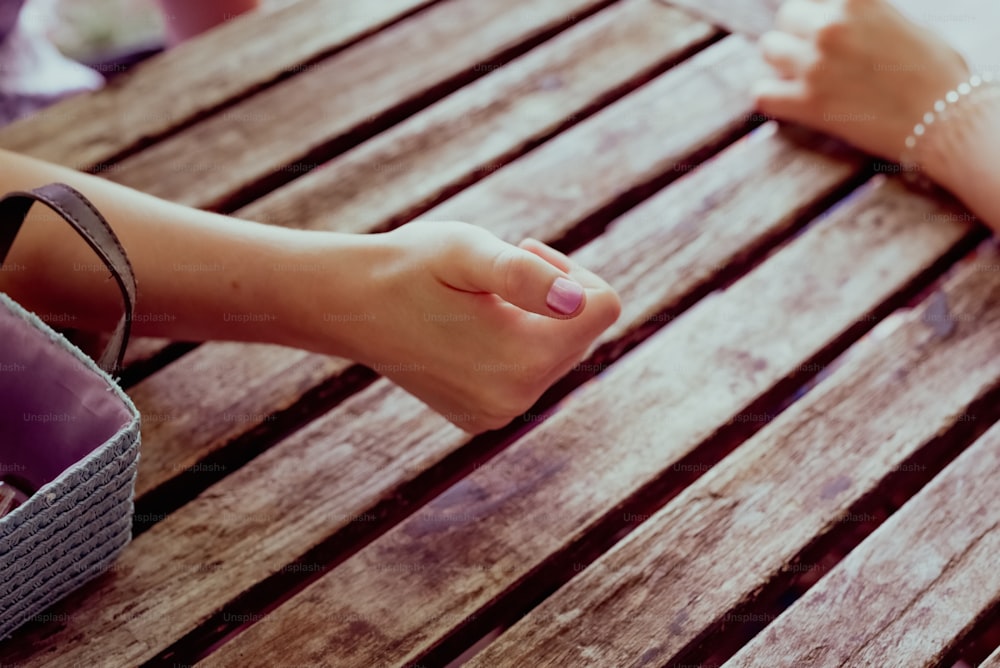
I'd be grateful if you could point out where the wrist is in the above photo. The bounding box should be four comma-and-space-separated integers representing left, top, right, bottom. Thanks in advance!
917, 81, 1000, 215
271, 230, 394, 362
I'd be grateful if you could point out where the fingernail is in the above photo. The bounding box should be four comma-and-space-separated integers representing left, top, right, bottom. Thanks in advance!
546, 277, 584, 315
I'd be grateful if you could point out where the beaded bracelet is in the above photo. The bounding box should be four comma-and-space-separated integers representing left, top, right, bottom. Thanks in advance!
900, 72, 1000, 188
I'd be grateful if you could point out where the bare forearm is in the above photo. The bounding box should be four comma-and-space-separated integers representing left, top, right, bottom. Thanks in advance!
0, 148, 359, 348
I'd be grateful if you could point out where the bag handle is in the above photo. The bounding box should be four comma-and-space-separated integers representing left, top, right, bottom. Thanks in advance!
0, 183, 136, 376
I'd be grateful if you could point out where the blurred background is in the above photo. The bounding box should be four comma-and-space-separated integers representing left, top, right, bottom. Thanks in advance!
31, 0, 1000, 77
28, 0, 296, 70
37, 0, 162, 62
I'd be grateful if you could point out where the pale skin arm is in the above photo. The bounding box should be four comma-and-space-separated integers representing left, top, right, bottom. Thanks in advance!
0, 149, 621, 433
754, 0, 1000, 233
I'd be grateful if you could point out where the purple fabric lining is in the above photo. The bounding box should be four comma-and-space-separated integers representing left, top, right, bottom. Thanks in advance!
0, 0, 105, 126
0, 300, 131, 491
0, 90, 70, 127
0, 0, 24, 44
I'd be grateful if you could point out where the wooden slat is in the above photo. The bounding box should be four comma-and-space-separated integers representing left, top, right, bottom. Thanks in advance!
419, 35, 763, 245
2, 383, 468, 668
197, 180, 977, 668
237, 0, 718, 234
575, 124, 862, 349
984, 645, 1000, 668
130, 343, 350, 498
109, 0, 716, 381
466, 262, 1000, 668
664, 0, 778, 37
726, 417, 1000, 668
106, 0, 618, 210
0, 0, 438, 167
123, 36, 765, 502
0, 117, 860, 666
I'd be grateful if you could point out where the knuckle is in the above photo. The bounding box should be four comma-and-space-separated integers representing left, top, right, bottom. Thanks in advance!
465, 404, 504, 432
814, 19, 847, 51
446, 222, 478, 254
483, 397, 525, 429
490, 246, 527, 299
474, 378, 532, 425
506, 375, 545, 413
479, 413, 513, 432
752, 84, 778, 113
521, 347, 554, 379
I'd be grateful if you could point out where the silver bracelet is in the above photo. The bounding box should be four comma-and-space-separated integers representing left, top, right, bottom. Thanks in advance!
900, 72, 1000, 187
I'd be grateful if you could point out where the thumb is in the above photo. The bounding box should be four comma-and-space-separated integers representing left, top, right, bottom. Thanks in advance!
444, 231, 586, 318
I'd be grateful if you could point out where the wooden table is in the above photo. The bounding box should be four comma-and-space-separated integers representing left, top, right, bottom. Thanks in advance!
2, 0, 999, 665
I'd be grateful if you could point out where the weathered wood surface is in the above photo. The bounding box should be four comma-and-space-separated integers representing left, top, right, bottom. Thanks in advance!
664, 0, 780, 37
725, 417, 1000, 667
122, 35, 766, 504
199, 180, 978, 668
0, 118, 863, 668
107, 0, 618, 210
3, 0, 991, 664
467, 255, 1000, 668
421, 35, 765, 244
575, 123, 862, 348
0, 382, 468, 668
0, 0, 439, 167
237, 0, 718, 233
111, 0, 717, 376
130, 343, 351, 498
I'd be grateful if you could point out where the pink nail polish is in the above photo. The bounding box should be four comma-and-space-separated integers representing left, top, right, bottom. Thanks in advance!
546, 277, 584, 315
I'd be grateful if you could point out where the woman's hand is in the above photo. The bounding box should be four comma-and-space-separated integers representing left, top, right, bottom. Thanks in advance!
298, 222, 621, 433
754, 0, 970, 162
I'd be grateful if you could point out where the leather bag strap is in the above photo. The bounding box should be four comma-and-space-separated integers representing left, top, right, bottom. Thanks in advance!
0, 183, 136, 375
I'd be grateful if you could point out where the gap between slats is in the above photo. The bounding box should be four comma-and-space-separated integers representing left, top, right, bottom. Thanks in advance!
131, 364, 380, 536
364, 38, 730, 240
79, 0, 450, 169
0, 36, 884, 668
124, 126, 760, 537
111, 0, 721, 387
686, 393, 1000, 668
198, 0, 628, 215
110, 0, 624, 383
122, 42, 766, 530
139, 142, 827, 664
938, 577, 1000, 667
140, 171, 973, 668
184, 177, 988, 663
412, 213, 993, 668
